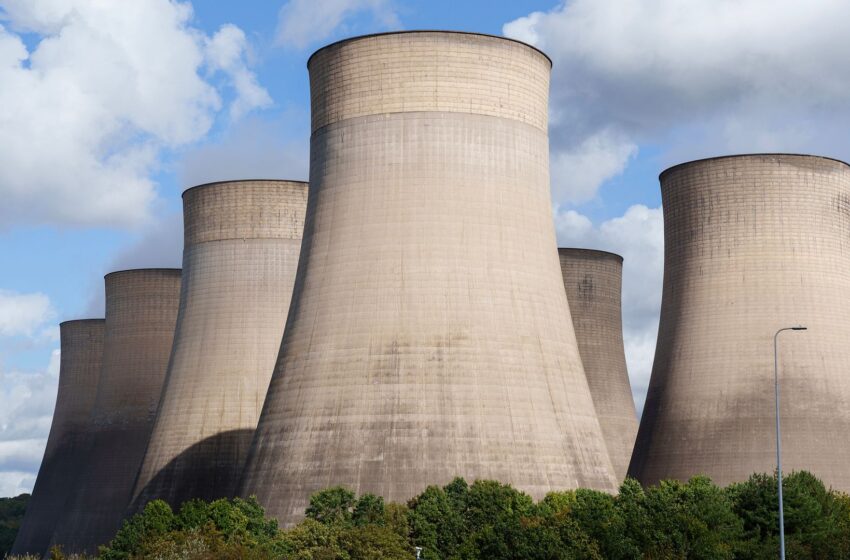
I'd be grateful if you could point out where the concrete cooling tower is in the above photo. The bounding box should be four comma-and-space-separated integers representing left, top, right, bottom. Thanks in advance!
239, 31, 617, 526
558, 249, 637, 481
51, 269, 181, 554
630, 154, 850, 490
130, 180, 308, 511
11, 320, 105, 557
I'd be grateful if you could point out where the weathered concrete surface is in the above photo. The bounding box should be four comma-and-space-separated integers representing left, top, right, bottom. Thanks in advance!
50, 269, 181, 554
630, 154, 850, 490
558, 249, 637, 481
131, 180, 308, 511
240, 31, 617, 527
11, 320, 105, 557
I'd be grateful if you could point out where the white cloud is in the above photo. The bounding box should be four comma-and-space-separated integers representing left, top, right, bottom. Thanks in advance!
555, 205, 664, 414
0, 0, 271, 228
550, 130, 637, 204
205, 24, 272, 119
0, 349, 60, 494
275, 0, 400, 49
0, 290, 54, 337
505, 0, 850, 203
0, 471, 35, 497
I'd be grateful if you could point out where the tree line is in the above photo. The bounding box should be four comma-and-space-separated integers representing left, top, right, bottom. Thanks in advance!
6, 470, 850, 559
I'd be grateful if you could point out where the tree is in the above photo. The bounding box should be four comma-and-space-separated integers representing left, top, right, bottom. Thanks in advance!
0, 493, 29, 557
305, 487, 357, 526
340, 525, 415, 560
99, 500, 175, 560
408, 484, 466, 560
353, 494, 386, 527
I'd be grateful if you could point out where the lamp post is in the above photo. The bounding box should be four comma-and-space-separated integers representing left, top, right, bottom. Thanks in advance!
773, 325, 806, 560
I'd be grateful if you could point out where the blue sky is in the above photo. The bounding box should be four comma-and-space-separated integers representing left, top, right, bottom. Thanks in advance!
2, 0, 849, 496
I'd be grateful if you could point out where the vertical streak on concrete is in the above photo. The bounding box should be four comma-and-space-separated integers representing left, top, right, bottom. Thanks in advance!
630, 154, 850, 490
10, 320, 105, 557
50, 269, 181, 554
240, 31, 617, 527
131, 180, 308, 511
558, 249, 637, 481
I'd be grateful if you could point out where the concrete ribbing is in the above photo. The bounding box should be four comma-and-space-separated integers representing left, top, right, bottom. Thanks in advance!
240, 31, 617, 526
629, 154, 850, 489
11, 320, 105, 557
558, 249, 637, 481
130, 180, 308, 511
50, 269, 181, 554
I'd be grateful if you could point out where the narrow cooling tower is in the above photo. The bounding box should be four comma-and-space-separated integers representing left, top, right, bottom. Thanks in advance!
11, 320, 104, 557
240, 31, 617, 526
558, 249, 637, 481
51, 269, 181, 554
130, 180, 308, 511
630, 154, 850, 490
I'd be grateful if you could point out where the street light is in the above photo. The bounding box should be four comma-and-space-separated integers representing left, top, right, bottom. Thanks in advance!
773, 325, 806, 560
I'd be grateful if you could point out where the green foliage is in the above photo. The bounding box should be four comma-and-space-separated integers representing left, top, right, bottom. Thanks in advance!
353, 493, 385, 527
0, 493, 29, 557
23, 470, 850, 559
305, 487, 356, 526
407, 483, 466, 559
339, 525, 414, 560
728, 470, 850, 559
98, 496, 282, 560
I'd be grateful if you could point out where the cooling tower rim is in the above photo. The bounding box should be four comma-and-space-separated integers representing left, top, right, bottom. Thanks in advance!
307, 30, 552, 68
104, 268, 182, 281
558, 247, 623, 263
660, 153, 850, 181
182, 179, 309, 198
59, 318, 105, 327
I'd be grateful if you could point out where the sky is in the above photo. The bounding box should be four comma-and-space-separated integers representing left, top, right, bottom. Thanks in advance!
2, 0, 850, 497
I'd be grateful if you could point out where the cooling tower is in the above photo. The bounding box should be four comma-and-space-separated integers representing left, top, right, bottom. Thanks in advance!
239, 31, 617, 526
558, 249, 637, 481
51, 269, 181, 554
130, 180, 308, 511
10, 320, 104, 557
630, 154, 850, 490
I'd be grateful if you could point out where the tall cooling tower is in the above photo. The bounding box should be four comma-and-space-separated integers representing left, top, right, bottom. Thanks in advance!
240, 31, 617, 526
11, 320, 104, 557
630, 154, 850, 489
558, 249, 637, 481
51, 269, 181, 553
130, 180, 308, 511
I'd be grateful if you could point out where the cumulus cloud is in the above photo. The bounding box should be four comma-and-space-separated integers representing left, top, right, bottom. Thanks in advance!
0, 470, 35, 497
555, 205, 664, 413
0, 290, 54, 337
0, 0, 271, 228
205, 24, 272, 119
0, 348, 60, 494
275, 0, 400, 49
505, 0, 850, 202
550, 130, 637, 204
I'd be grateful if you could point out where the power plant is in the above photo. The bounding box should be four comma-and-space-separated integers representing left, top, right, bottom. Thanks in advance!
131, 180, 308, 511
13, 26, 850, 552
10, 320, 105, 557
558, 249, 637, 481
50, 269, 181, 554
239, 31, 617, 526
630, 154, 850, 490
